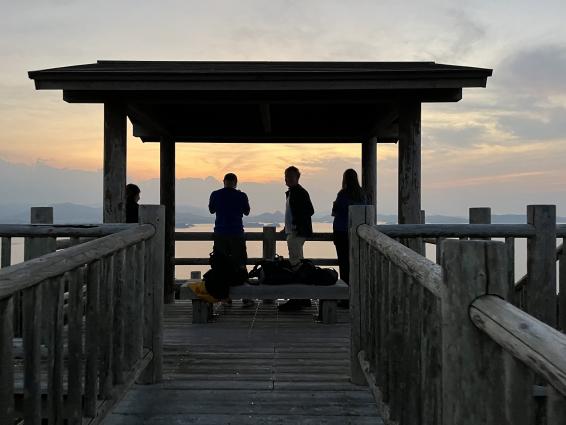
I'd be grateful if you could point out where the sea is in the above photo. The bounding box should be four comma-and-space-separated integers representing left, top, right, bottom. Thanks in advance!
3, 222, 539, 286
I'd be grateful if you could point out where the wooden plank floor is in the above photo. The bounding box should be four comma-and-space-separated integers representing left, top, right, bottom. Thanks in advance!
103, 300, 384, 425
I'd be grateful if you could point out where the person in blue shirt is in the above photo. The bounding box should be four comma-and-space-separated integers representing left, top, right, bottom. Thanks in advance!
209, 173, 253, 306
332, 169, 366, 292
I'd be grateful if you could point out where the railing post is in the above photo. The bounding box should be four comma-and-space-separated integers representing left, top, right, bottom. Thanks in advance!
526, 205, 557, 327
139, 205, 165, 384
560, 241, 566, 332
25, 207, 55, 343
0, 296, 14, 424
262, 226, 276, 260
349, 205, 375, 385
441, 239, 510, 425
469, 207, 491, 226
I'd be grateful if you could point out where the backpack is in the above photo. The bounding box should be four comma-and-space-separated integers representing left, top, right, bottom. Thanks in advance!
204, 250, 248, 299
249, 256, 295, 285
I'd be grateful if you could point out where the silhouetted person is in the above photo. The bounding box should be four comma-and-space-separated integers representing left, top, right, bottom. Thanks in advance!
332, 169, 366, 306
209, 173, 253, 307
279, 166, 314, 311
125, 183, 141, 223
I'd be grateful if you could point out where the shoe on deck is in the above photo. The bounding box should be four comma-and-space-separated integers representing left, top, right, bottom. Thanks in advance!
277, 299, 312, 311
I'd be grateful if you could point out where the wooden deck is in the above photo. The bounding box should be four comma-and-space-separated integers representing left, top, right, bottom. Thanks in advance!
102, 300, 384, 424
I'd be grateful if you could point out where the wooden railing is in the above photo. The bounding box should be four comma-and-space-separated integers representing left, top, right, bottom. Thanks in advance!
350, 204, 566, 425
0, 205, 165, 425
174, 227, 339, 266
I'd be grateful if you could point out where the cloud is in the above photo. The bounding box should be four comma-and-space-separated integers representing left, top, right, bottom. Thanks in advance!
498, 44, 566, 96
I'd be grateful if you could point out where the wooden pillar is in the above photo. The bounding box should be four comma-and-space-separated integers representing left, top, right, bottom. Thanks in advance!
139, 205, 165, 383
160, 137, 175, 304
362, 136, 377, 217
441, 240, 509, 424
349, 205, 375, 385
398, 103, 421, 225
526, 205, 557, 327
103, 103, 127, 223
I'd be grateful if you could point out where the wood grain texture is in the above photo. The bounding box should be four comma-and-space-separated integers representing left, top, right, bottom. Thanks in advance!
526, 204, 557, 326
470, 295, 566, 397
441, 240, 509, 425
0, 297, 14, 425
357, 224, 442, 298
103, 102, 127, 223
139, 205, 165, 384
160, 136, 176, 304
22, 285, 42, 425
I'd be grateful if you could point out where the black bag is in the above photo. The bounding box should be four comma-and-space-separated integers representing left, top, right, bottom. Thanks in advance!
295, 259, 338, 286
204, 251, 248, 299
249, 256, 295, 285
312, 267, 339, 286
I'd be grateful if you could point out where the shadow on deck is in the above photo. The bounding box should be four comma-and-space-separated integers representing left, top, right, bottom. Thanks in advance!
102, 300, 384, 425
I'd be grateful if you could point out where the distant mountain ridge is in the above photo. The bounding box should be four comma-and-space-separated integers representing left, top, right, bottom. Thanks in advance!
1, 203, 565, 225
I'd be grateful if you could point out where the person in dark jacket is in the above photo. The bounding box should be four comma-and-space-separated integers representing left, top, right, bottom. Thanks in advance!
279, 166, 315, 311
125, 183, 141, 223
209, 173, 254, 307
332, 169, 366, 289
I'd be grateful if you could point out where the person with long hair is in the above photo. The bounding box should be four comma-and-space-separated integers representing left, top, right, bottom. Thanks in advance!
332, 169, 366, 295
125, 183, 141, 223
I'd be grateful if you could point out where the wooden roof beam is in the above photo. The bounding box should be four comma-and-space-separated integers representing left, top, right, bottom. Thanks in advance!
127, 104, 171, 137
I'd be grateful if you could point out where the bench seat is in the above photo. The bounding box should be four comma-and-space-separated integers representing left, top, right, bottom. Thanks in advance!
178, 279, 348, 324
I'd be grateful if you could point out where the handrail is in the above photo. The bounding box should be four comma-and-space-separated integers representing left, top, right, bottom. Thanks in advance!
470, 295, 566, 397
357, 223, 442, 298
0, 224, 154, 300
175, 231, 334, 241
0, 223, 136, 238
174, 257, 338, 266
374, 223, 537, 238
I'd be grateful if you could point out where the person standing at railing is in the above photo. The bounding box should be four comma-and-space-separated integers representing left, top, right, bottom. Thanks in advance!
126, 183, 141, 223
332, 169, 366, 307
209, 173, 254, 307
279, 166, 315, 311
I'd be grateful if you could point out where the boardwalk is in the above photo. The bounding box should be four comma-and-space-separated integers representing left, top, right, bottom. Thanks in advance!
102, 300, 383, 425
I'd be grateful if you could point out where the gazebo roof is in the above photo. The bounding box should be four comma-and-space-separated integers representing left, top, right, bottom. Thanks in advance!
29, 60, 492, 143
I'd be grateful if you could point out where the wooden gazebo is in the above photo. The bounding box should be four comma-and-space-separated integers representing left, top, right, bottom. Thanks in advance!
28, 61, 492, 302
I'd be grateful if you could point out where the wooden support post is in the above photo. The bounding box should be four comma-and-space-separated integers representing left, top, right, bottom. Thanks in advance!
441, 240, 510, 425
103, 103, 127, 223
46, 278, 64, 425
526, 205, 557, 327
192, 300, 209, 324
25, 207, 55, 260
1, 238, 10, 268
262, 226, 276, 260
66, 270, 83, 424
560, 238, 566, 332
113, 249, 125, 385
362, 136, 377, 217
160, 136, 176, 304
0, 297, 14, 425
25, 207, 55, 341
398, 103, 421, 226
22, 285, 42, 425
349, 205, 375, 385
99, 255, 114, 399
469, 207, 491, 226
139, 205, 165, 383
84, 260, 100, 417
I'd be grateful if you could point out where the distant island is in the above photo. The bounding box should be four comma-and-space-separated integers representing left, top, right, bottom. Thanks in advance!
1, 202, 564, 225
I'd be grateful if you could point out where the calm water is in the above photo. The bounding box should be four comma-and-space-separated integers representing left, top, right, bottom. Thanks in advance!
1, 224, 544, 287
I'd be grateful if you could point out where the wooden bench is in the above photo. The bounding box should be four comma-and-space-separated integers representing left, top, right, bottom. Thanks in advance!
178, 279, 349, 324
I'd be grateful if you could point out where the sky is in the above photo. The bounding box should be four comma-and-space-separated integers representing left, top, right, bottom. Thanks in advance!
1, 0, 566, 216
